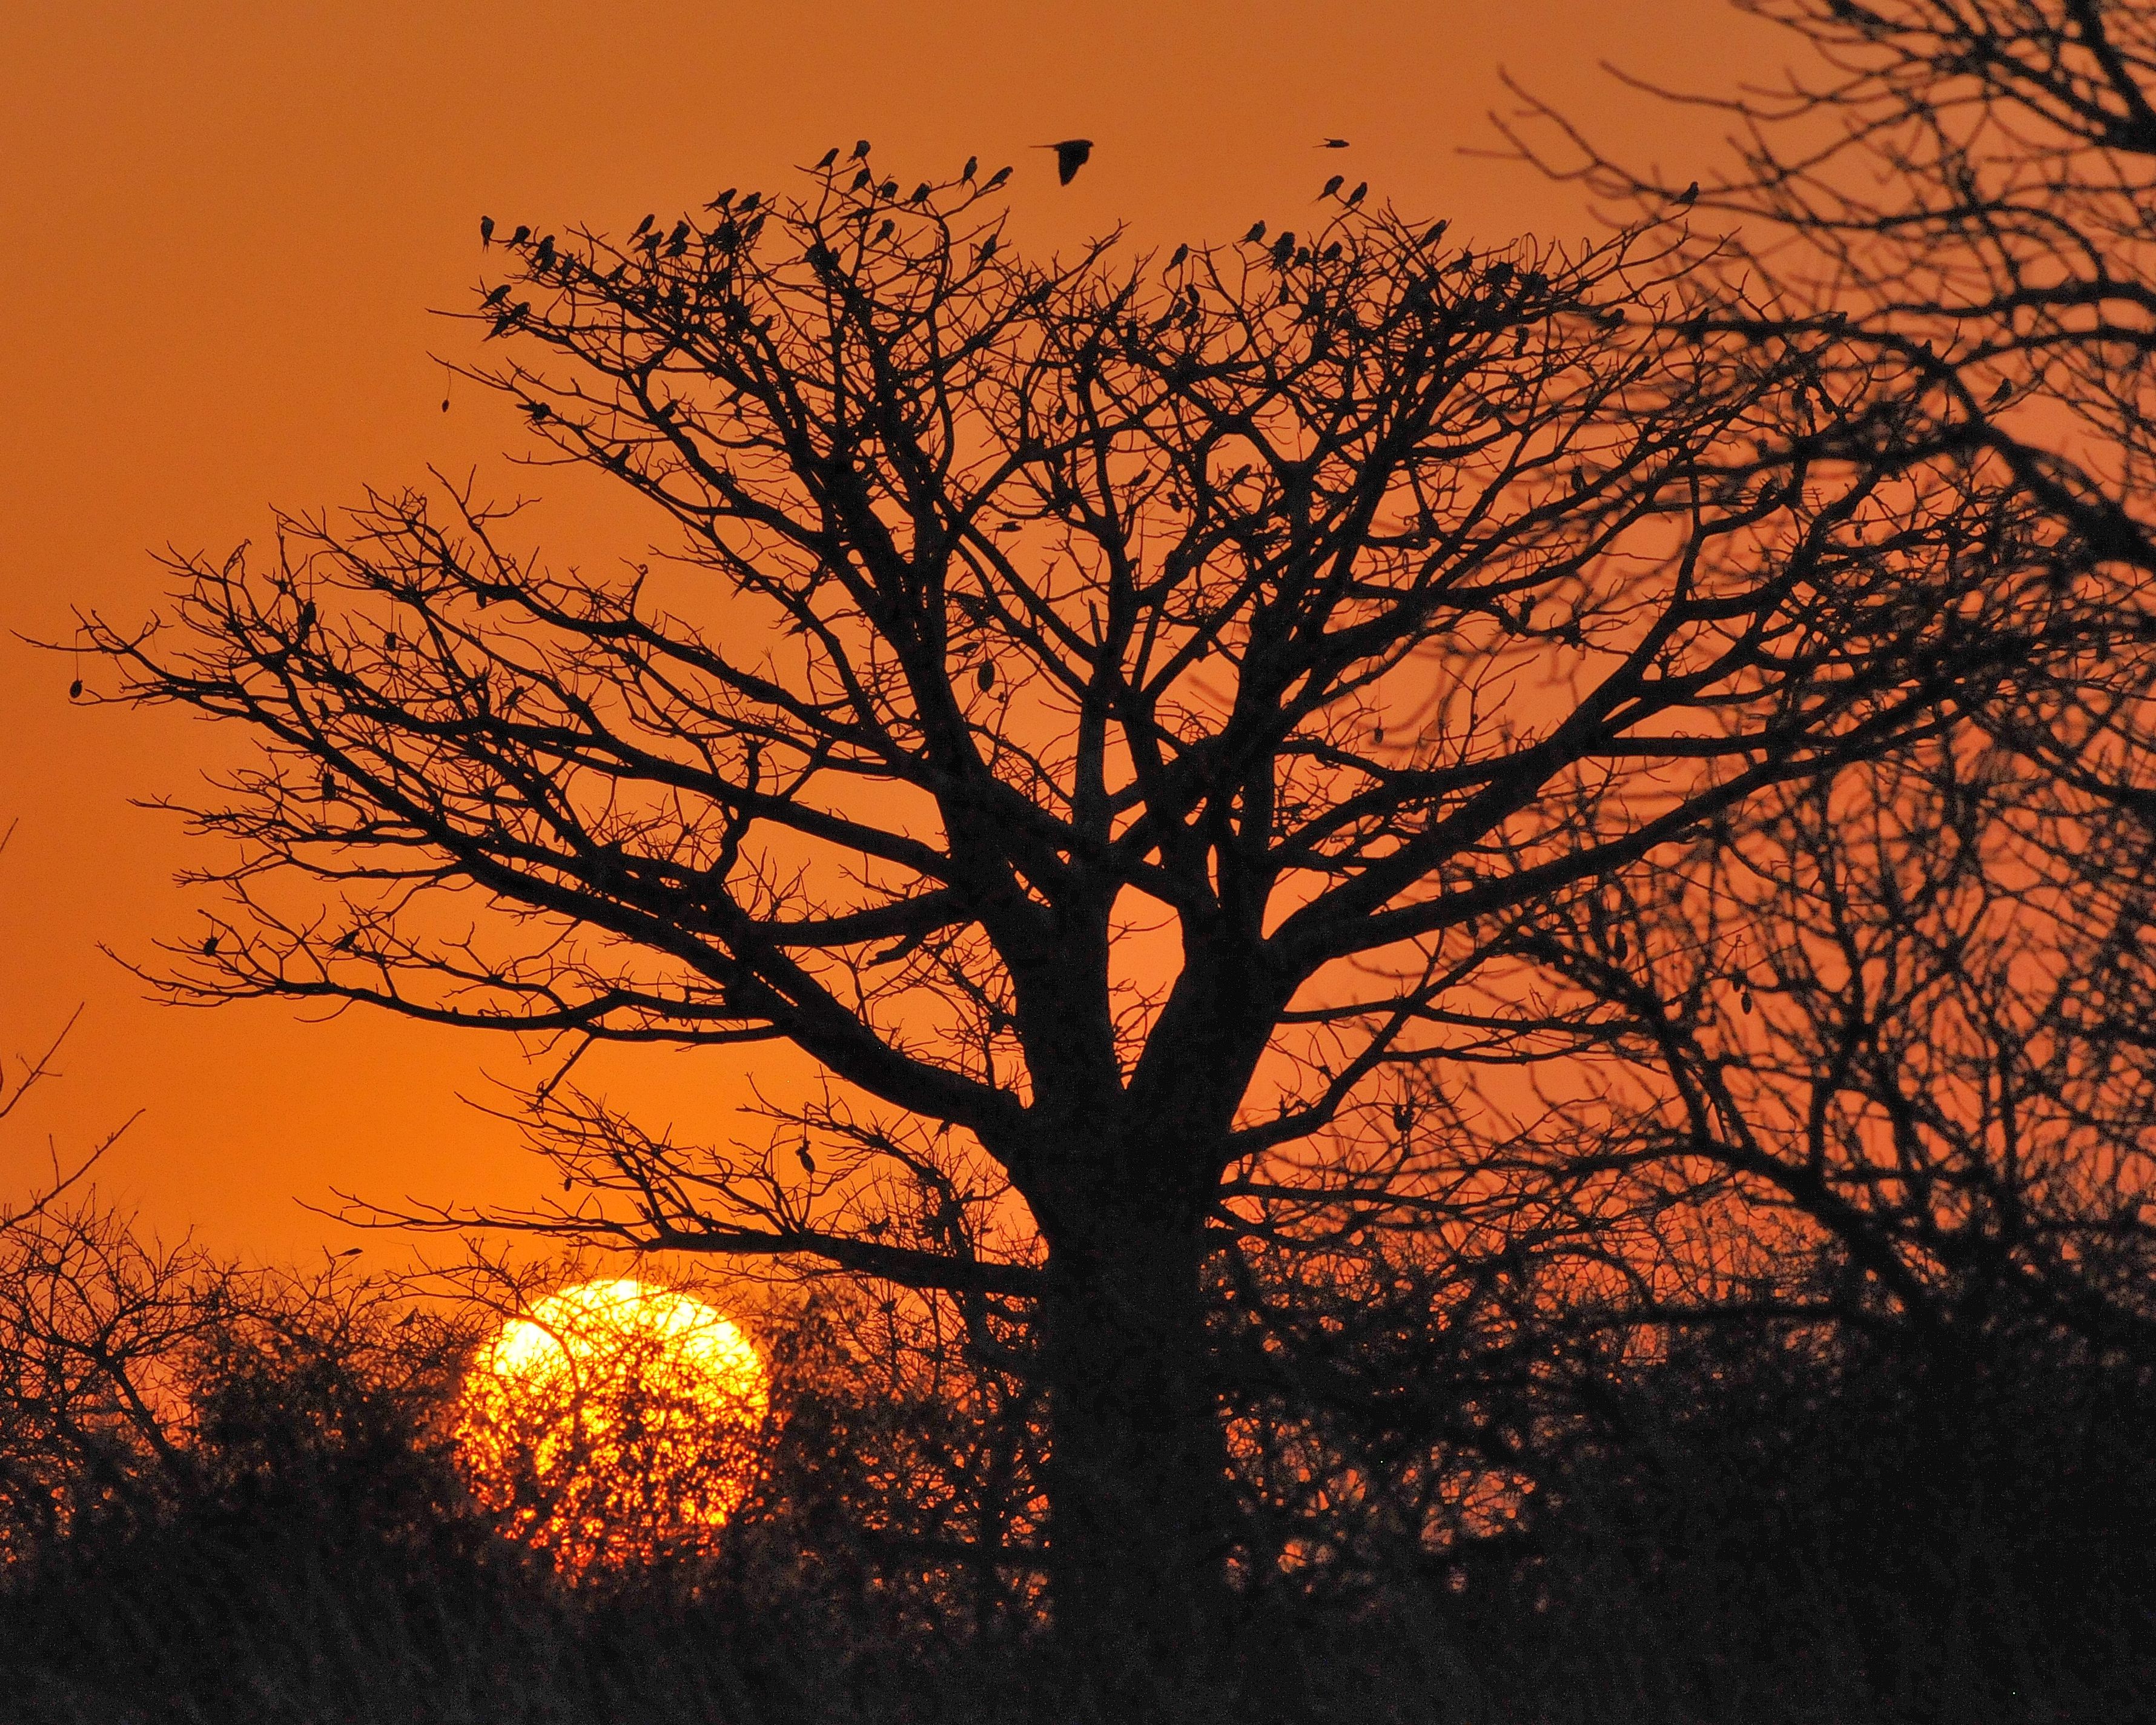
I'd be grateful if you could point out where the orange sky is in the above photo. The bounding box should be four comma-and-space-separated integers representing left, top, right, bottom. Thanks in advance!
0, 1, 1784, 1262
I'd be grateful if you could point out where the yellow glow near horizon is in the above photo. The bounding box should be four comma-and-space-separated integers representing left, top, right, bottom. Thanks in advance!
455, 1278, 771, 1573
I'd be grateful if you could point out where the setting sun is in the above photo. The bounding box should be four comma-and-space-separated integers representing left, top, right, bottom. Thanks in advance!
454, 1279, 771, 1572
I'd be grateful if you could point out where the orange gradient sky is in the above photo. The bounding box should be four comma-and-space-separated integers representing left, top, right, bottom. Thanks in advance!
0, 2, 1786, 1261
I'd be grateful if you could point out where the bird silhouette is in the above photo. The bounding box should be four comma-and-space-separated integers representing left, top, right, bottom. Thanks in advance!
1675, 180, 1700, 207
797, 1144, 816, 1176
479, 216, 495, 245
910, 182, 932, 204
964, 154, 978, 180
633, 213, 655, 237
509, 225, 531, 247
1986, 376, 2013, 408
977, 662, 996, 691
1244, 220, 1267, 243
1421, 220, 1448, 245
202, 934, 219, 956
1321, 174, 1344, 199
985, 165, 1013, 190
876, 218, 896, 242
739, 192, 762, 213
1167, 242, 1189, 270
534, 234, 556, 270
1346, 182, 1368, 207
851, 167, 873, 191
1040, 139, 1094, 185
68, 677, 82, 699
851, 139, 871, 159
1318, 137, 1350, 149
816, 147, 839, 170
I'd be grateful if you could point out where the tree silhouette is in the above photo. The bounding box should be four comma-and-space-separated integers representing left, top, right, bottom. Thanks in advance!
82, 150, 2065, 1694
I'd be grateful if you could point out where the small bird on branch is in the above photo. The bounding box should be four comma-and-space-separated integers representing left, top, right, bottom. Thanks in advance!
1040, 139, 1094, 185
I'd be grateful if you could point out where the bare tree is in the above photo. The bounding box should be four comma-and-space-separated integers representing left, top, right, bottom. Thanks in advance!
81, 150, 2058, 1691
1500, 0, 2156, 799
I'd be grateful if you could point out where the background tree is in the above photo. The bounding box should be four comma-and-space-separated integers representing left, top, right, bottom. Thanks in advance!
82, 149, 2065, 1698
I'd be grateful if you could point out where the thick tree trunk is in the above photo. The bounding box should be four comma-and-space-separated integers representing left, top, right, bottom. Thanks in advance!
1038, 1213, 1235, 1709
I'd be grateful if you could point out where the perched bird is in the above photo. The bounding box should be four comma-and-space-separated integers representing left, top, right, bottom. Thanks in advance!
985, 165, 1013, 190
707, 188, 737, 210
1321, 174, 1344, 199
977, 662, 996, 692
816, 146, 840, 169
851, 167, 873, 191
296, 600, 317, 640
667, 219, 690, 246
976, 234, 998, 262
797, 1143, 816, 1176
202, 934, 219, 956
482, 283, 510, 306
1318, 137, 1350, 149
1675, 180, 1700, 207
68, 677, 82, 700
738, 191, 762, 213
1271, 231, 1295, 265
1040, 138, 1094, 185
509, 224, 531, 247
534, 234, 556, 270
334, 929, 358, 952
1167, 242, 1189, 270
633, 213, 655, 237
962, 155, 978, 180
479, 215, 495, 245
910, 181, 932, 204
876, 218, 896, 242
1421, 220, 1448, 245
1346, 181, 1367, 207
320, 771, 337, 801
851, 138, 871, 159
1986, 376, 2014, 408
1244, 219, 1268, 243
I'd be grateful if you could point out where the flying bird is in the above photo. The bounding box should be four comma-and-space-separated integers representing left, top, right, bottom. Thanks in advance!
1040, 139, 1094, 185
1317, 137, 1350, 149
1675, 180, 1700, 207
1321, 174, 1344, 199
